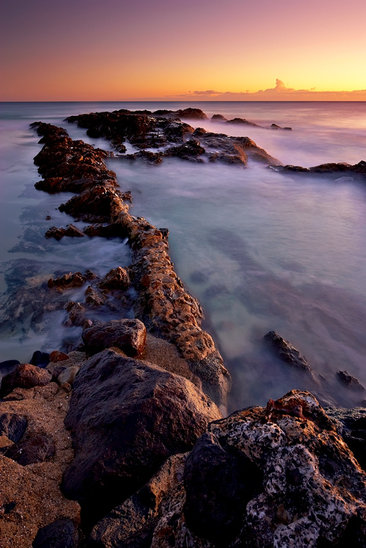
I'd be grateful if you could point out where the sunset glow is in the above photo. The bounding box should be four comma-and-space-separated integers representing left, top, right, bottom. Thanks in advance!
1, 0, 366, 101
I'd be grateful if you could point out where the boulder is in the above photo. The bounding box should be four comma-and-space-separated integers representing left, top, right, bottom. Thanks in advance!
30, 351, 50, 368
5, 429, 55, 465
337, 370, 365, 392
82, 318, 146, 357
49, 350, 69, 363
62, 349, 221, 524
123, 390, 366, 547
176, 108, 207, 120
211, 114, 227, 121
48, 272, 86, 290
32, 518, 79, 548
1, 364, 52, 395
45, 224, 85, 240
0, 413, 28, 443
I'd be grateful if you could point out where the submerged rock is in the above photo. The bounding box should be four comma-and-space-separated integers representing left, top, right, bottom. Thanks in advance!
264, 330, 313, 374
62, 349, 221, 525
337, 370, 365, 392
45, 224, 85, 240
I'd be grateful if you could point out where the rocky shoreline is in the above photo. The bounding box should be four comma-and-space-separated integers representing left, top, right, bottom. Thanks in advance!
0, 109, 365, 546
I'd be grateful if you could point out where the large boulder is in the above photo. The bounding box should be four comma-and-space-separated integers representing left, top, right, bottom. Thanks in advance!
103, 390, 366, 547
62, 349, 221, 525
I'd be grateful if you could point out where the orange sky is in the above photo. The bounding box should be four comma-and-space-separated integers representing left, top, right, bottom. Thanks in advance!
1, 0, 366, 101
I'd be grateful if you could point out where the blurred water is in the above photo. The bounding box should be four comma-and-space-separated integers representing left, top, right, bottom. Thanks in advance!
0, 101, 365, 408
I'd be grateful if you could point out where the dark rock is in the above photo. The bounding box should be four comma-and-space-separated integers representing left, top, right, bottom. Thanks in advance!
32, 518, 79, 548
326, 407, 366, 471
177, 108, 207, 120
1, 364, 52, 394
211, 114, 227, 121
48, 272, 86, 290
45, 224, 85, 240
99, 266, 130, 290
82, 318, 146, 357
184, 432, 263, 545
62, 349, 221, 525
65, 301, 87, 327
30, 351, 50, 368
270, 123, 292, 130
264, 330, 313, 374
5, 429, 55, 465
165, 138, 205, 161
226, 117, 259, 127
337, 370, 365, 392
0, 413, 28, 443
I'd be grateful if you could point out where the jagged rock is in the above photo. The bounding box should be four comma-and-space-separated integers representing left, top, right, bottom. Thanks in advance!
65, 301, 88, 327
59, 185, 128, 223
271, 123, 292, 130
326, 407, 366, 471
127, 390, 366, 547
337, 370, 365, 392
264, 330, 313, 374
1, 364, 52, 395
91, 453, 187, 547
62, 349, 221, 525
45, 224, 85, 240
85, 286, 106, 307
82, 318, 147, 357
48, 272, 86, 290
99, 266, 130, 290
32, 518, 79, 548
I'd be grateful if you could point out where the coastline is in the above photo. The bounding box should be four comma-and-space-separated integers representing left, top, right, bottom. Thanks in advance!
0, 108, 365, 546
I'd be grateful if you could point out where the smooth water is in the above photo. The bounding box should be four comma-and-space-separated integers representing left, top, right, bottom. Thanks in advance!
1, 101, 365, 407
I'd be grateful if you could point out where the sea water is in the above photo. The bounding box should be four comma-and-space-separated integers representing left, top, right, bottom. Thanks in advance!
1, 101, 365, 408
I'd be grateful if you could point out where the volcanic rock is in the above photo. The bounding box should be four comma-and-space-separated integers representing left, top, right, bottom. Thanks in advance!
119, 390, 366, 547
62, 349, 221, 524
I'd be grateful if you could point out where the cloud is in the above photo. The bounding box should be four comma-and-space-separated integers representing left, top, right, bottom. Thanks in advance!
168, 80, 366, 101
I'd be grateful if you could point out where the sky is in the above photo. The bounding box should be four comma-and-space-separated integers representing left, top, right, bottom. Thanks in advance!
1, 0, 366, 101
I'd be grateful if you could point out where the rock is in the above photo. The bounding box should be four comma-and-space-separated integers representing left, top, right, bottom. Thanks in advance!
5, 429, 56, 465
48, 272, 86, 290
211, 114, 227, 121
226, 117, 259, 127
165, 138, 205, 161
326, 407, 366, 471
45, 224, 85, 240
32, 518, 79, 548
337, 370, 365, 392
0, 413, 28, 443
91, 453, 187, 547
133, 390, 366, 547
82, 318, 147, 357
62, 349, 221, 525
65, 301, 87, 327
176, 108, 207, 120
57, 366, 80, 387
49, 350, 69, 363
183, 432, 263, 544
99, 266, 130, 290
30, 350, 50, 368
84, 286, 106, 307
1, 364, 52, 395
264, 330, 313, 374
270, 123, 292, 130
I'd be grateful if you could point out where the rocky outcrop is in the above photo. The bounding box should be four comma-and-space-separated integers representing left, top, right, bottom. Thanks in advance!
62, 349, 221, 525
337, 370, 365, 392
275, 160, 366, 179
45, 224, 85, 240
66, 109, 280, 167
264, 330, 312, 374
92, 390, 366, 547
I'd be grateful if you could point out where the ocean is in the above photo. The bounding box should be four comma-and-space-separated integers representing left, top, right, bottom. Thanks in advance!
1, 101, 366, 409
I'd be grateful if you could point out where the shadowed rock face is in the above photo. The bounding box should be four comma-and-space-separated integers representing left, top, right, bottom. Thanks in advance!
82, 318, 147, 357
62, 349, 221, 525
91, 390, 366, 547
